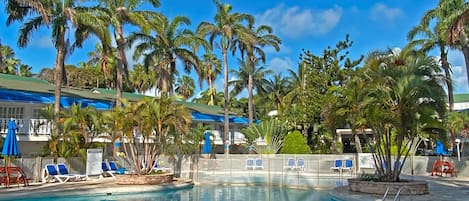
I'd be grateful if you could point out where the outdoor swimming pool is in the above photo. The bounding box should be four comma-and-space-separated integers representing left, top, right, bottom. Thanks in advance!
11, 185, 335, 201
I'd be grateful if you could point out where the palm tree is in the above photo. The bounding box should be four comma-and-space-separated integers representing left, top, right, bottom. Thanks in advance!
408, 24, 453, 110
96, 0, 161, 107
6, 0, 100, 115
422, 0, 469, 91
86, 43, 117, 88
235, 24, 281, 124
175, 75, 195, 99
263, 73, 290, 116
200, 52, 222, 105
19, 64, 33, 77
0, 45, 18, 74
229, 58, 272, 119
193, 89, 224, 107
448, 111, 469, 154
197, 0, 255, 144
128, 15, 206, 96
130, 64, 155, 94
363, 48, 447, 181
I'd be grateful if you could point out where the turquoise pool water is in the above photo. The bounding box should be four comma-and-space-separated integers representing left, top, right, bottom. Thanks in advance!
12, 185, 334, 201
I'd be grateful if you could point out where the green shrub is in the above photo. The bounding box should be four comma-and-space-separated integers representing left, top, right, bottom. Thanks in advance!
280, 131, 312, 154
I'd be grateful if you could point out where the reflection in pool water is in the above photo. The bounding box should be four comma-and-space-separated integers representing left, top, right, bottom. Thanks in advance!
14, 185, 333, 201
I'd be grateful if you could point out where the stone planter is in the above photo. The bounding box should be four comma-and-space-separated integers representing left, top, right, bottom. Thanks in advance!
348, 178, 428, 195
115, 173, 174, 185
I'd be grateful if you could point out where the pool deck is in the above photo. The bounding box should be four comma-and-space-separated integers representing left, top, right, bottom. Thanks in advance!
0, 175, 468, 200
332, 175, 469, 201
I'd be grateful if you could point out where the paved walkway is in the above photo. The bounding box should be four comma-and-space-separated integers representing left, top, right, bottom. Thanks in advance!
332, 175, 469, 201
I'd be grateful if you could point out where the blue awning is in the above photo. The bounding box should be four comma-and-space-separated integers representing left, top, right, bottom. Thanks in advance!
0, 89, 112, 110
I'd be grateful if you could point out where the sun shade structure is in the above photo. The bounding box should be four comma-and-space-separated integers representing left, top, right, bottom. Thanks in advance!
2, 120, 20, 187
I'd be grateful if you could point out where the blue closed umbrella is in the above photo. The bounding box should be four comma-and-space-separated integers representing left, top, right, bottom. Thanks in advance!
2, 120, 20, 157
2, 120, 20, 188
435, 139, 447, 156
202, 132, 212, 154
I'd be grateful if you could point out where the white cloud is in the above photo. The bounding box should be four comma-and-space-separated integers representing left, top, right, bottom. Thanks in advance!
448, 50, 469, 93
256, 4, 342, 39
267, 57, 295, 73
31, 36, 53, 48
369, 3, 403, 23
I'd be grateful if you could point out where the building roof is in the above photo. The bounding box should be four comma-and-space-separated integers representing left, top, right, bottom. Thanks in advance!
0, 73, 240, 122
454, 94, 469, 103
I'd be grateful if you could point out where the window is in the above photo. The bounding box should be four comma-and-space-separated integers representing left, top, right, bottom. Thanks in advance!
0, 106, 24, 119
32, 108, 44, 119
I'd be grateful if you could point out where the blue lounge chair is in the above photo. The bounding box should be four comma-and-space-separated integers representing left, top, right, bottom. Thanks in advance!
330, 159, 343, 171
245, 158, 254, 169
57, 163, 88, 181
284, 158, 296, 170
296, 158, 305, 171
342, 159, 354, 174
255, 158, 264, 169
43, 164, 72, 183
108, 161, 126, 174
101, 162, 115, 177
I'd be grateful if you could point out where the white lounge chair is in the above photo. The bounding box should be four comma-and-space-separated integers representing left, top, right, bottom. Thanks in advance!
43, 164, 72, 183
57, 163, 88, 181
245, 158, 254, 169
255, 158, 264, 169
284, 158, 296, 170
296, 158, 305, 171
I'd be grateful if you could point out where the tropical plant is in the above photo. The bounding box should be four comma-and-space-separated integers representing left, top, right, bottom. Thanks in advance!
95, 0, 161, 107
263, 73, 290, 116
130, 64, 155, 94
363, 48, 447, 182
200, 52, 222, 105
242, 119, 287, 154
197, 0, 255, 144
280, 131, 312, 154
128, 15, 206, 96
234, 24, 281, 124
175, 75, 196, 99
448, 111, 469, 154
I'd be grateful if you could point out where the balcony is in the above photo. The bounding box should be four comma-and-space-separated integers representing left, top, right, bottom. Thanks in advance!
0, 118, 52, 137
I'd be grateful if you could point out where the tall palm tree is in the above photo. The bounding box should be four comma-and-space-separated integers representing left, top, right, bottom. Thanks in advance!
235, 24, 281, 124
229, 58, 272, 119
96, 0, 161, 107
422, 0, 469, 91
408, 24, 453, 110
0, 45, 18, 74
200, 52, 222, 105
175, 75, 195, 99
128, 15, 206, 96
197, 0, 255, 144
6, 0, 99, 128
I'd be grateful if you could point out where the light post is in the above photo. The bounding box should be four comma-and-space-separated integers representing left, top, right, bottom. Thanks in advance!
456, 139, 461, 162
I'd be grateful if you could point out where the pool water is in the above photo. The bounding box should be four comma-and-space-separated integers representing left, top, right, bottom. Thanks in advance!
13, 185, 334, 201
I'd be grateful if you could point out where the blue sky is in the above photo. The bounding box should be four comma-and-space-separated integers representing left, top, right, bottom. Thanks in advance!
1, 0, 468, 95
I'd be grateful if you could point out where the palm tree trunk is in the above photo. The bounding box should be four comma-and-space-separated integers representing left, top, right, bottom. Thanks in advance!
54, 31, 65, 117
0, 39, 3, 72
248, 71, 254, 125
222, 49, 230, 151
440, 50, 454, 111
351, 127, 363, 153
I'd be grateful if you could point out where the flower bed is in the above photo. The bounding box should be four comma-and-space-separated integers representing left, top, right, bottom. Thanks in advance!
115, 173, 174, 185
348, 178, 428, 195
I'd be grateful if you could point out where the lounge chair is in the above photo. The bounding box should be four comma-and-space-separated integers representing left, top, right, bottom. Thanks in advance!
101, 162, 115, 177
255, 158, 264, 169
245, 158, 254, 169
108, 161, 126, 174
151, 161, 171, 173
43, 164, 72, 183
284, 158, 296, 170
330, 159, 343, 171
342, 159, 354, 174
57, 163, 88, 181
296, 158, 305, 171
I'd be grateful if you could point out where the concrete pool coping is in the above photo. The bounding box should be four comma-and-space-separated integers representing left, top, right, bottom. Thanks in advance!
1, 175, 468, 201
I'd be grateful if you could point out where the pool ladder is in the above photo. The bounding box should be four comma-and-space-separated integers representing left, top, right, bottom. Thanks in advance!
381, 186, 412, 201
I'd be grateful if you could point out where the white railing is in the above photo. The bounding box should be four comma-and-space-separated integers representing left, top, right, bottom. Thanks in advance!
0, 118, 52, 135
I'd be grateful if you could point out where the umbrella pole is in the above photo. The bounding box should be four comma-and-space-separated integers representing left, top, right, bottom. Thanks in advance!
6, 156, 10, 188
